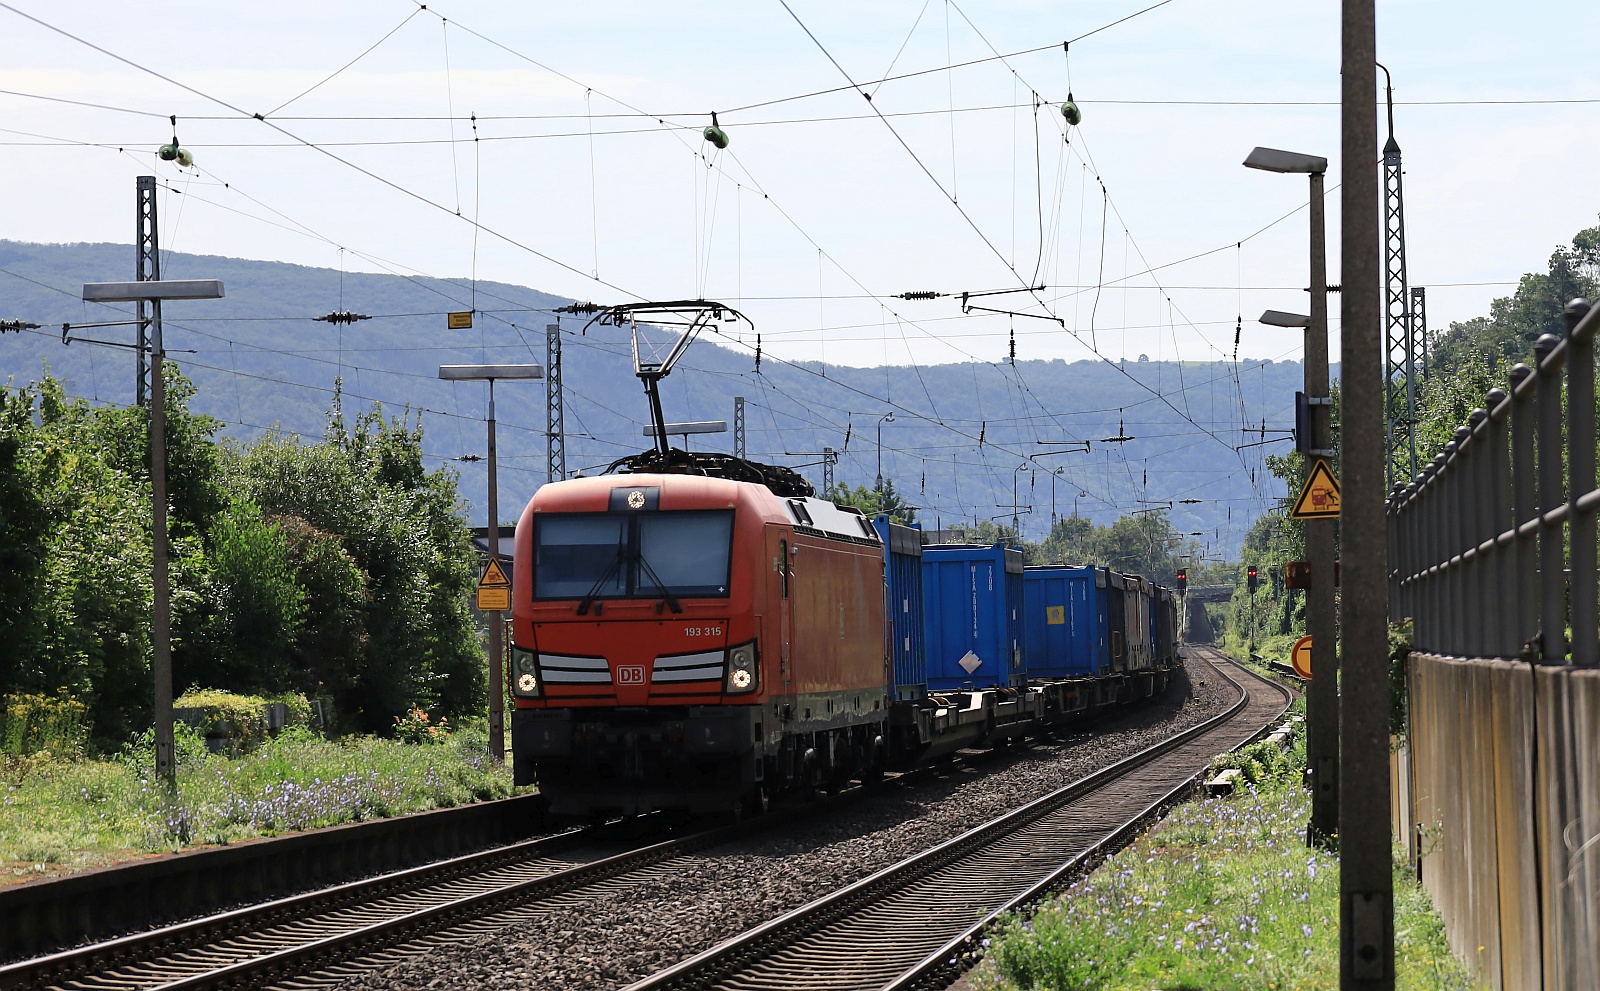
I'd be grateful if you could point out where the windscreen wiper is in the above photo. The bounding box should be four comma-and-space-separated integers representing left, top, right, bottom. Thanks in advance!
635, 554, 683, 614
576, 550, 625, 615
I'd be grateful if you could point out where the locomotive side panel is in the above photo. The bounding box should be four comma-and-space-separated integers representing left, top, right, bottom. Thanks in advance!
784, 532, 886, 700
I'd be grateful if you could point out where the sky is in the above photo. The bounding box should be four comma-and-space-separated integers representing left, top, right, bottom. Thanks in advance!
3, 0, 1598, 376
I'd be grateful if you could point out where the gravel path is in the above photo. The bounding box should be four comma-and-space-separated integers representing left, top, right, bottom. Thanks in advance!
331, 661, 1236, 991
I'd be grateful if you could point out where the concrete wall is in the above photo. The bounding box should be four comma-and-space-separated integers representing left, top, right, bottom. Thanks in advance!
1402, 654, 1600, 990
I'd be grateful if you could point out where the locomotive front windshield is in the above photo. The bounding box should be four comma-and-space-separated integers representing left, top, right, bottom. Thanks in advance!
534, 510, 734, 600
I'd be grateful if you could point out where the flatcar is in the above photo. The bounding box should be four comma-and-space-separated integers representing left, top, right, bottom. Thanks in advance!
510, 465, 1182, 819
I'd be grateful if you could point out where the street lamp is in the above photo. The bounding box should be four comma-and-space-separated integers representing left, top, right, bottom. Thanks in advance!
875, 412, 896, 491
81, 277, 225, 788
1245, 144, 1337, 845
439, 363, 544, 763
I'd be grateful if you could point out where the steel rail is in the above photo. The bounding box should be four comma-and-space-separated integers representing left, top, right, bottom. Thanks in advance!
886, 652, 1294, 991
620, 649, 1292, 991
7, 799, 847, 991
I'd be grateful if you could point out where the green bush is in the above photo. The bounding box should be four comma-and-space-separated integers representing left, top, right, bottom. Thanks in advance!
174, 688, 269, 750
1, 692, 88, 757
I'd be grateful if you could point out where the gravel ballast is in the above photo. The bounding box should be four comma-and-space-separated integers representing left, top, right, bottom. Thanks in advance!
333, 659, 1239, 991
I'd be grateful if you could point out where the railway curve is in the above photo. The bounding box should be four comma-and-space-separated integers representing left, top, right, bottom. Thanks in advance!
620, 647, 1292, 991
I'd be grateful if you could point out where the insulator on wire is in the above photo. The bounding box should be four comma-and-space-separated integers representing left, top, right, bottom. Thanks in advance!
897, 291, 943, 300
314, 311, 371, 325
754, 333, 761, 374
703, 111, 730, 150
1060, 92, 1082, 126
158, 114, 194, 166
1, 319, 41, 333
556, 301, 603, 314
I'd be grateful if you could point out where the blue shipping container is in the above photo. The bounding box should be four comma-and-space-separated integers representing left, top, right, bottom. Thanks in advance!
1021, 565, 1112, 679
921, 543, 1025, 690
874, 517, 927, 700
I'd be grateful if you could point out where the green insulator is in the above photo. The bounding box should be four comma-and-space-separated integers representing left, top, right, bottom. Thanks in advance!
158, 143, 180, 161
703, 124, 729, 150
1060, 98, 1081, 126
175, 148, 194, 167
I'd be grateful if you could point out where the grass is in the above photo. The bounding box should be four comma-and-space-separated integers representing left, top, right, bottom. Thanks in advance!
0, 723, 515, 883
967, 732, 1477, 991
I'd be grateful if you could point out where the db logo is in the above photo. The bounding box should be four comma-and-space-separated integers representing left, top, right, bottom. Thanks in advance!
616, 665, 647, 685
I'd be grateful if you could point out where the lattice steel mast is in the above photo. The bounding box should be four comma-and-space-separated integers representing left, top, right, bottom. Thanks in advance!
546, 322, 565, 483
135, 177, 158, 407
733, 396, 746, 459
1380, 63, 1417, 487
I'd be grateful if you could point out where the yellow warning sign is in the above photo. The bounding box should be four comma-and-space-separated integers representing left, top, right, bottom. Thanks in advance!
476, 558, 511, 611
479, 558, 510, 587
1291, 458, 1341, 519
447, 311, 474, 329
1290, 634, 1314, 680
1046, 605, 1066, 625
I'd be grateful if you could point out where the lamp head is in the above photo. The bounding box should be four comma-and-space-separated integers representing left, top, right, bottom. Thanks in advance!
1243, 146, 1327, 174
1259, 309, 1311, 328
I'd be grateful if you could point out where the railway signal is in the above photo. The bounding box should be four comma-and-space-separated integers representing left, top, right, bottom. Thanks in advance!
1175, 569, 1187, 592
1247, 566, 1259, 593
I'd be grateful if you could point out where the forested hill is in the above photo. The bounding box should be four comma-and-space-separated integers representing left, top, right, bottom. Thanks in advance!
1, 240, 1304, 555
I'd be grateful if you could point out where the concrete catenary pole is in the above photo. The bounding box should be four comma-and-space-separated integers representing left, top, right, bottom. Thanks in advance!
1340, 1, 1395, 987
142, 189, 173, 788
1306, 169, 1340, 843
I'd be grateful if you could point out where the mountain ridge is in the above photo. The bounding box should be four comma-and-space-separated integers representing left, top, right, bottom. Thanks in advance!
1, 240, 1307, 555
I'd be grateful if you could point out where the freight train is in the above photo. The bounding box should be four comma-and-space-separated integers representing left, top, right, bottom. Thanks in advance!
508, 458, 1180, 819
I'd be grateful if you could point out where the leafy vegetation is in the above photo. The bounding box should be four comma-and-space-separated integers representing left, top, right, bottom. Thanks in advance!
0, 368, 484, 750
1, 722, 511, 879
971, 728, 1474, 991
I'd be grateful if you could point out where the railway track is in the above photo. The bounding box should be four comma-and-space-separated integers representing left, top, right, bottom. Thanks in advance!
6, 650, 1281, 991
622, 648, 1292, 991
1, 809, 785, 991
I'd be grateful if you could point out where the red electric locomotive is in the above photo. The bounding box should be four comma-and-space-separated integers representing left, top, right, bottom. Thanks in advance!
509, 471, 890, 817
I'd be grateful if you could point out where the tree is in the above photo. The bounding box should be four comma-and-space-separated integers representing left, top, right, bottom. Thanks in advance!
225, 388, 480, 733
825, 477, 919, 524
175, 500, 306, 696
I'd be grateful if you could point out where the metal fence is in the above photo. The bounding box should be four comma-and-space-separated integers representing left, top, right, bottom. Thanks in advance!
1388, 298, 1600, 991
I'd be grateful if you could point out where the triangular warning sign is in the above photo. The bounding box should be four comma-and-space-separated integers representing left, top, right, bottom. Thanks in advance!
1291, 458, 1341, 519
479, 558, 511, 588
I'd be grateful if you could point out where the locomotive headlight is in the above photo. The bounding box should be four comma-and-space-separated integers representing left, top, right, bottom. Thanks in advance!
511, 647, 540, 697
724, 641, 758, 694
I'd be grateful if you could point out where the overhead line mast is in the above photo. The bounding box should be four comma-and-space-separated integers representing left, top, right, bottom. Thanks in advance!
1379, 63, 1418, 488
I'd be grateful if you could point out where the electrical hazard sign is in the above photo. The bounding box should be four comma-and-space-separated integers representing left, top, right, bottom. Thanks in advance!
1291, 458, 1341, 519
447, 311, 474, 329
476, 558, 511, 611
